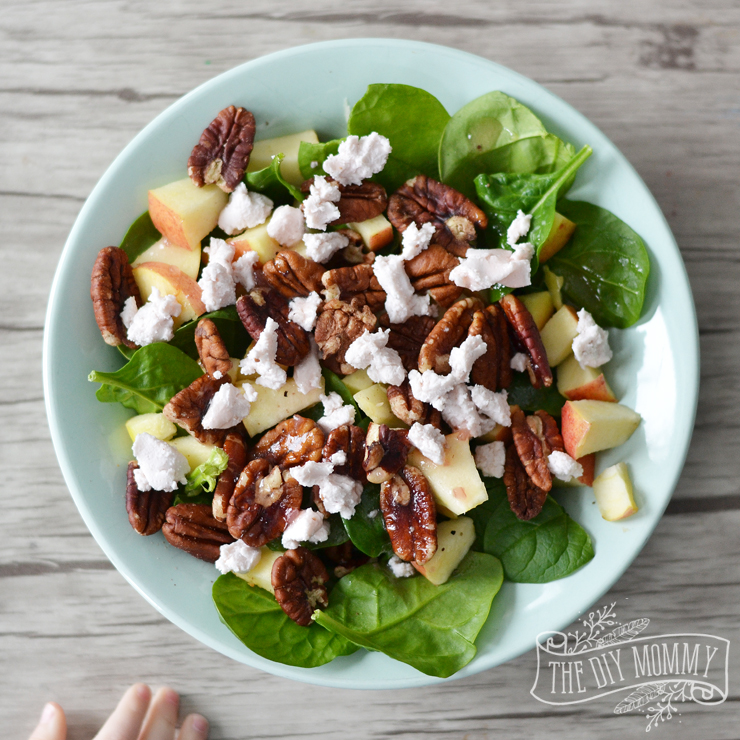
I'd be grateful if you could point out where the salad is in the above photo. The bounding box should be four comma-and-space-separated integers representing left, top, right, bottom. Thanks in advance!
88, 84, 649, 678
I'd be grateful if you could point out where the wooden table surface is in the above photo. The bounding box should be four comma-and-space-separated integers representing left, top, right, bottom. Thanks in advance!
2, 1, 739, 738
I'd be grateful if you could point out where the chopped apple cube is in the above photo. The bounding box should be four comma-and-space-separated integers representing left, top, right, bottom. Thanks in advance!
593, 462, 638, 521
413, 517, 476, 585
347, 214, 394, 251
247, 130, 320, 186
539, 212, 576, 263
125, 413, 177, 443
169, 435, 216, 472
540, 304, 579, 367
234, 547, 282, 593
132, 262, 206, 328
343, 368, 374, 395
228, 220, 281, 264
557, 353, 617, 402
353, 383, 405, 427
520, 291, 555, 330
543, 266, 564, 310
242, 377, 325, 437
561, 400, 641, 459
132, 237, 202, 281
477, 423, 511, 445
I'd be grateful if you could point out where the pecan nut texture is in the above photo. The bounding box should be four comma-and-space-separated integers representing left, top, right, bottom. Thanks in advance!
301, 178, 388, 225
90, 246, 142, 348
236, 288, 310, 366
468, 304, 512, 391
321, 263, 386, 313
528, 410, 566, 456
379, 314, 436, 372
227, 459, 302, 547
250, 415, 324, 468
500, 294, 553, 388
322, 424, 366, 482
162, 373, 230, 446
386, 381, 442, 429
503, 444, 548, 521
387, 175, 488, 257
195, 318, 233, 379
263, 250, 325, 299
404, 244, 463, 309
125, 462, 173, 535
323, 541, 369, 579
271, 547, 330, 627
162, 504, 234, 562
314, 297, 377, 375
363, 423, 413, 485
212, 432, 248, 522
418, 297, 483, 374
510, 407, 552, 492
380, 466, 437, 564
188, 105, 256, 192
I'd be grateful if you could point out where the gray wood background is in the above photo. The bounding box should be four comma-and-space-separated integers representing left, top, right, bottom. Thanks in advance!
2, 1, 738, 738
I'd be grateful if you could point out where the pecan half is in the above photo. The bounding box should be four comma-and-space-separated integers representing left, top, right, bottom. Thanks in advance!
263, 250, 325, 299
404, 244, 463, 309
510, 407, 552, 492
314, 297, 377, 375
195, 318, 232, 379
188, 106, 256, 192
418, 297, 483, 374
162, 504, 234, 562
321, 263, 386, 312
250, 415, 324, 468
162, 373, 230, 446
236, 288, 310, 366
503, 444, 548, 521
387, 175, 488, 257
363, 423, 412, 484
272, 547, 330, 626
125, 462, 172, 535
386, 381, 442, 429
528, 410, 566, 456
380, 466, 437, 564
212, 432, 248, 522
322, 424, 366, 482
379, 314, 437, 372
301, 178, 388, 225
227, 459, 302, 547
500, 294, 552, 388
90, 246, 141, 348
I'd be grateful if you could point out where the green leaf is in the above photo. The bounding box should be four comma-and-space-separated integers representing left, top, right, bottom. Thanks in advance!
314, 552, 504, 678
119, 211, 161, 263
298, 139, 343, 180
506, 372, 566, 417
212, 573, 358, 668
549, 200, 651, 328
348, 84, 451, 193
88, 343, 203, 414
169, 306, 250, 360
344, 484, 392, 558
245, 153, 303, 203
439, 91, 576, 199
182, 447, 229, 496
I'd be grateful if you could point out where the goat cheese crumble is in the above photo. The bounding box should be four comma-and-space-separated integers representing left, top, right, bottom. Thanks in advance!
217, 182, 273, 235
448, 334, 487, 383
510, 352, 529, 373
266, 205, 305, 246
470, 386, 511, 427
388, 554, 415, 578
293, 338, 323, 394
400, 222, 435, 260
215, 540, 262, 575
289, 457, 363, 519
123, 287, 181, 346
232, 251, 260, 291
302, 176, 341, 230
548, 450, 584, 482
408, 423, 446, 465
239, 317, 287, 389
441, 384, 497, 439
507, 209, 532, 246
344, 329, 406, 386
201, 383, 255, 430
323, 132, 392, 186
303, 231, 349, 263
288, 291, 322, 331
572, 309, 612, 368
281, 509, 330, 550
372, 254, 433, 324
475, 441, 506, 478
198, 238, 237, 312
449, 248, 532, 291
132, 433, 189, 492
317, 392, 356, 433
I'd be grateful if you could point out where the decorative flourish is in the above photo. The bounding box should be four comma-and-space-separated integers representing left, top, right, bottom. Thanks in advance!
566, 602, 619, 653
614, 680, 691, 731
596, 618, 651, 647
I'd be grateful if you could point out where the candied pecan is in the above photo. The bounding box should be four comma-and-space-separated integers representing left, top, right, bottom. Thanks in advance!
323, 542, 369, 578
322, 230, 368, 271
162, 373, 230, 446
236, 288, 310, 366
321, 263, 386, 312
510, 407, 552, 492
125, 462, 172, 535
162, 504, 234, 562
250, 415, 324, 468
363, 423, 412, 485
322, 424, 366, 482
314, 297, 377, 375
212, 432, 248, 522
386, 381, 442, 429
188, 105, 256, 192
195, 318, 232, 379
387, 175, 487, 257
500, 294, 552, 388
528, 410, 565, 456
90, 246, 141, 348
379, 314, 437, 372
263, 250, 325, 299
380, 466, 437, 564
418, 297, 483, 374
301, 177, 388, 225
272, 547, 330, 626
227, 459, 302, 547
404, 244, 463, 309
504, 444, 548, 521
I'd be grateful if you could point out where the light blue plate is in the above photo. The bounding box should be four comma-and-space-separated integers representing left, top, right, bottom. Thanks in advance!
43, 39, 699, 689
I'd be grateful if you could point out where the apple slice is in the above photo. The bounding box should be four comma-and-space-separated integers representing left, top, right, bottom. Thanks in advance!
354, 384, 406, 427
347, 214, 394, 252
593, 462, 638, 521
247, 130, 319, 186
235, 547, 282, 593
477, 423, 512, 445
520, 291, 554, 330
227, 220, 281, 264
125, 413, 177, 443
132, 262, 206, 328
539, 212, 576, 263
557, 353, 617, 402
132, 237, 201, 281
561, 400, 641, 459
148, 178, 227, 251
413, 517, 475, 585
169, 435, 216, 471
543, 266, 564, 310
540, 304, 579, 367
343, 368, 374, 395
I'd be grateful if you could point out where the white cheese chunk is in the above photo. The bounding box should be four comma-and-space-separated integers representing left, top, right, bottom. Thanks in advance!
329, 450, 347, 466
289, 460, 335, 487
217, 183, 273, 235
548, 450, 584, 482
441, 384, 497, 439
388, 554, 415, 578
449, 248, 532, 291
510, 352, 529, 372
315, 474, 363, 519
572, 309, 613, 369
266, 205, 305, 246
215, 540, 262, 575
317, 392, 355, 433
293, 338, 323, 394
132, 433, 189, 492
303, 231, 349, 263
302, 176, 341, 230
201, 383, 254, 430
449, 334, 487, 384
506, 209, 532, 246
400, 222, 435, 260
239, 317, 287, 390
373, 254, 433, 324
408, 423, 446, 465
120, 296, 138, 329
475, 441, 506, 478
323, 132, 392, 186
407, 368, 457, 412
288, 291, 322, 331
233, 251, 260, 291
281, 509, 330, 550
124, 286, 182, 346
470, 386, 511, 427
199, 260, 236, 312
344, 329, 406, 386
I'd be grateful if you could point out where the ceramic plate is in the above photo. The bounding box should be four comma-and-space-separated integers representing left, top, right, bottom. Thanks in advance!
43, 39, 699, 689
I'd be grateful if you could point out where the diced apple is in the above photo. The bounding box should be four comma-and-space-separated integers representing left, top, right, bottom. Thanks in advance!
520, 291, 554, 331
132, 237, 202, 281
557, 353, 617, 402
234, 547, 282, 593
543, 266, 564, 310
540, 304, 579, 367
225, 357, 240, 384
343, 368, 374, 395
408, 434, 487, 516
148, 178, 227, 251
539, 212, 576, 263
552, 453, 595, 488
247, 130, 320, 186
477, 423, 512, 445
242, 377, 325, 437
132, 262, 206, 328
227, 220, 281, 264
347, 214, 394, 252
169, 435, 216, 471
413, 517, 476, 585
125, 413, 177, 443
593, 462, 638, 521
561, 400, 641, 459
353, 384, 405, 427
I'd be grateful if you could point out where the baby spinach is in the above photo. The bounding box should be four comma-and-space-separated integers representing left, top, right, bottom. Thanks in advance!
212, 573, 358, 668
245, 152, 303, 203
344, 484, 392, 558
314, 553, 504, 678
506, 372, 566, 417
298, 139, 342, 181
88, 343, 202, 414
348, 84, 450, 193
549, 200, 650, 328
119, 210, 161, 263
170, 306, 250, 360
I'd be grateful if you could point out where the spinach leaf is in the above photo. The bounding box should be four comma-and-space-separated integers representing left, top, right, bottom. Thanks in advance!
169, 306, 250, 360
119, 211, 161, 263
89, 343, 202, 414
344, 484, 392, 558
506, 372, 565, 416
212, 573, 358, 668
314, 552, 504, 678
348, 84, 450, 193
298, 139, 342, 180
549, 200, 651, 328
245, 152, 303, 204
182, 447, 228, 496
439, 91, 576, 199
481, 480, 594, 583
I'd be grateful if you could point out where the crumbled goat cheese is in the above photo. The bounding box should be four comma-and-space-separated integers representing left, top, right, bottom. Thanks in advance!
317, 392, 356, 433
344, 329, 406, 386
281, 509, 330, 550
310, 160, 319, 169
233, 251, 260, 291
215, 540, 262, 575
449, 334, 487, 383
289, 291, 323, 331
329, 450, 347, 466
470, 386, 511, 427
217, 183, 273, 235
213, 370, 223, 380
449, 248, 532, 291
239, 317, 287, 389
408, 423, 446, 465
367, 509, 379, 519
441, 384, 497, 439
510, 352, 529, 372
323, 132, 392, 186
548, 450, 584, 482
293, 339, 323, 394
400, 222, 435, 260
512, 241, 535, 262
124, 287, 181, 346
572, 309, 613, 369
407, 369, 457, 412
302, 176, 341, 230
201, 383, 253, 430
373, 254, 433, 324
199, 260, 236, 312
303, 231, 349, 263
266, 205, 305, 246
387, 554, 415, 578
120, 296, 138, 328
475, 441, 506, 478
316, 474, 363, 519
507, 209, 532, 246
205, 237, 236, 267
290, 460, 335, 487
132, 433, 189, 492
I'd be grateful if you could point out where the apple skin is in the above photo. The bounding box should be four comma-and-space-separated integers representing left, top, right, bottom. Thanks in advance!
593, 462, 638, 521
561, 400, 641, 459
539, 212, 577, 263
540, 304, 579, 367
132, 237, 201, 281
348, 214, 394, 252
132, 262, 206, 328
557, 354, 617, 402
